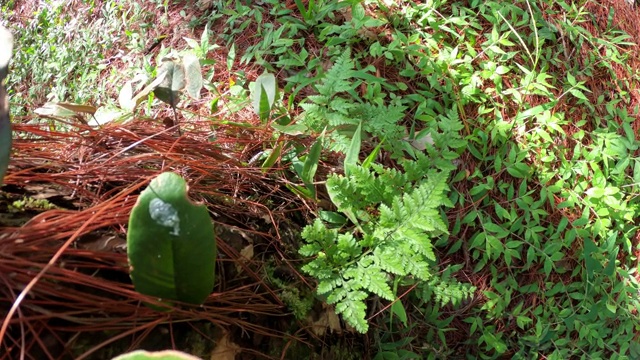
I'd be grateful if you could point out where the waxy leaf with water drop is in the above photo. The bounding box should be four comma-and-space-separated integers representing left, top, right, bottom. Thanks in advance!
127, 172, 217, 305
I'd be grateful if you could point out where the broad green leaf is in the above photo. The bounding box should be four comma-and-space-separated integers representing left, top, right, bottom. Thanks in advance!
251, 72, 277, 120
390, 300, 407, 327
90, 106, 131, 127
127, 172, 217, 305
585, 187, 605, 199
257, 87, 270, 122
271, 122, 307, 135
119, 80, 135, 110
301, 136, 323, 185
0, 25, 12, 187
154, 59, 186, 107
319, 211, 347, 225
261, 142, 283, 172
112, 350, 202, 360
130, 72, 168, 111
507, 163, 530, 179
183, 52, 203, 99
344, 121, 362, 176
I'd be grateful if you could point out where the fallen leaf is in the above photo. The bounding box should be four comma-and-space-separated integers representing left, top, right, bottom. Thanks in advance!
210, 333, 240, 360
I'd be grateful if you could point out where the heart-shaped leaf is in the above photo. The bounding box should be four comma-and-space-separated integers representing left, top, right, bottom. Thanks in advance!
127, 172, 217, 305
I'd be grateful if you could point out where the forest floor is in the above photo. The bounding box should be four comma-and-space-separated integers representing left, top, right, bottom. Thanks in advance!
2, 0, 640, 359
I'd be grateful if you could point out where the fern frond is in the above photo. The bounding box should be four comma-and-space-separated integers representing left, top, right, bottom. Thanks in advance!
316, 50, 356, 97
419, 273, 475, 308
334, 289, 369, 333
352, 261, 394, 301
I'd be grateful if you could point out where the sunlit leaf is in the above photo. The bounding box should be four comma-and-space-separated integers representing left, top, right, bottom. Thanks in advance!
183, 52, 203, 99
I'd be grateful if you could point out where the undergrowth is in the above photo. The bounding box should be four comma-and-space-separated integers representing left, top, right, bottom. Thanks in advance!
4, 0, 640, 359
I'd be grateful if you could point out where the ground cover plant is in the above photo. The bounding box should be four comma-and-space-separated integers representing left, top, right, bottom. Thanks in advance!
2, 0, 640, 359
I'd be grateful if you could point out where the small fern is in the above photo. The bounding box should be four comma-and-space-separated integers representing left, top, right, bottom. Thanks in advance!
300, 161, 472, 332
299, 50, 408, 156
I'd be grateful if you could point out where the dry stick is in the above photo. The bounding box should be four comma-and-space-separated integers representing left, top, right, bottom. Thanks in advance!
0, 176, 150, 346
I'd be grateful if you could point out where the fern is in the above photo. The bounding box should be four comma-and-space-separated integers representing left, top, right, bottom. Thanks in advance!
301, 162, 473, 332
299, 52, 410, 156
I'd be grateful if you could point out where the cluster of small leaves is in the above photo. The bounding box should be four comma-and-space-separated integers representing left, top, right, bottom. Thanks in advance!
440, 0, 640, 358
300, 162, 472, 332
299, 51, 407, 156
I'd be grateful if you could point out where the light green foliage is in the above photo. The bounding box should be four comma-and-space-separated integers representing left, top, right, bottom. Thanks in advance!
2, 0, 136, 114
9, 197, 58, 212
301, 162, 472, 332
9, 0, 640, 357
299, 51, 407, 156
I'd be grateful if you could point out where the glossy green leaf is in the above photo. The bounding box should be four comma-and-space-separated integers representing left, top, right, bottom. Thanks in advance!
127, 172, 217, 305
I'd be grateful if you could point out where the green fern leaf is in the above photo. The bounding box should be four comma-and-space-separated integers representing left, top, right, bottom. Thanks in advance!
335, 290, 369, 333
317, 50, 356, 97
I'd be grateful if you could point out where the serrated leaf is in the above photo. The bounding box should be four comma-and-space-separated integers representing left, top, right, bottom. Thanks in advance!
183, 52, 203, 99
127, 172, 217, 305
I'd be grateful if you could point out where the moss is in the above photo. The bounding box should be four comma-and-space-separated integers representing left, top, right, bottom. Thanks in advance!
9, 196, 58, 212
